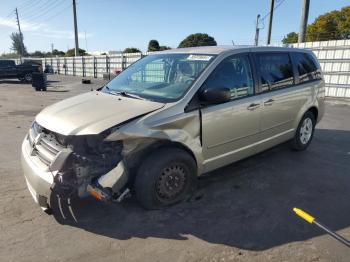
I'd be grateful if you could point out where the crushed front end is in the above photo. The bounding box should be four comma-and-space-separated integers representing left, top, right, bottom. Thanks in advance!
21, 121, 130, 211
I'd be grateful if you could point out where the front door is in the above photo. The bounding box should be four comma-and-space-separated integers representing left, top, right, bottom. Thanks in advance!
200, 54, 261, 173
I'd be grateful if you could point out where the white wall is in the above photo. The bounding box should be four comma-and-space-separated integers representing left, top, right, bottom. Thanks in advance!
290, 40, 350, 98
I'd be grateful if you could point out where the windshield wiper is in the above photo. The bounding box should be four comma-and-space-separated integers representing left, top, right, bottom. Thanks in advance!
105, 89, 145, 100
118, 91, 146, 100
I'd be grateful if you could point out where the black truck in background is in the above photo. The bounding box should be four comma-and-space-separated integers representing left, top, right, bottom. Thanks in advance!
0, 59, 43, 83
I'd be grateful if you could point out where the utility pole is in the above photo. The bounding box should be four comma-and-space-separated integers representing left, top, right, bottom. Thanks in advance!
254, 14, 261, 46
299, 0, 310, 43
72, 0, 79, 56
266, 0, 275, 45
15, 8, 25, 57
51, 43, 54, 53
84, 30, 88, 53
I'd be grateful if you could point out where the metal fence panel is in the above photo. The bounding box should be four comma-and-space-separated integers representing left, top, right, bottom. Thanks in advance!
14, 41, 350, 98
291, 40, 350, 98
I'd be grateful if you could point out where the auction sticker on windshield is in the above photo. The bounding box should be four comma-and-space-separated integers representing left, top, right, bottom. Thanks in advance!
187, 55, 213, 61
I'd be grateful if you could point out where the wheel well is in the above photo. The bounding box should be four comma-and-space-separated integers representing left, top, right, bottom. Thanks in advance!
308, 107, 318, 121
124, 140, 198, 185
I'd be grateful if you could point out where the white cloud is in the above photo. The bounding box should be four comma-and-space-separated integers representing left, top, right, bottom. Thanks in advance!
31, 30, 93, 40
0, 16, 93, 40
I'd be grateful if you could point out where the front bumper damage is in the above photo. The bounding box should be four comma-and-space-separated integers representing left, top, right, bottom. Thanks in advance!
21, 123, 130, 216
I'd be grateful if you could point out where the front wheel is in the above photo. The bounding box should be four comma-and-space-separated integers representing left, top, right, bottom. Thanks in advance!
134, 147, 197, 210
291, 111, 316, 151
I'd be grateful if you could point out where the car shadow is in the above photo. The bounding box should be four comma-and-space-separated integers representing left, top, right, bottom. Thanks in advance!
0, 80, 60, 85
0, 80, 28, 85
51, 128, 350, 251
45, 89, 70, 93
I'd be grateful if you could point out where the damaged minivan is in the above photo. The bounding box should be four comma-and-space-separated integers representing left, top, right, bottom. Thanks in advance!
21, 46, 325, 211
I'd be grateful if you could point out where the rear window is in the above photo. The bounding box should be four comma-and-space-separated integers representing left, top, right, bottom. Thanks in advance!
256, 53, 294, 92
293, 52, 321, 83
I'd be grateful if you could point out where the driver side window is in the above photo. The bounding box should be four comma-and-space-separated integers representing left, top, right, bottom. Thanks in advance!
203, 55, 254, 99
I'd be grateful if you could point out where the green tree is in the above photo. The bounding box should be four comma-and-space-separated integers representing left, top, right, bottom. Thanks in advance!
307, 10, 341, 41
0, 52, 19, 59
65, 48, 87, 57
123, 47, 141, 53
282, 32, 299, 44
337, 6, 350, 39
30, 51, 46, 57
178, 33, 217, 48
159, 46, 171, 51
52, 49, 65, 57
10, 32, 27, 56
147, 40, 160, 52
283, 5, 350, 42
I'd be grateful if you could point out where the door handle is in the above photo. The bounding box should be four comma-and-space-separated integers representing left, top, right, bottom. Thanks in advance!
264, 99, 274, 106
247, 103, 260, 111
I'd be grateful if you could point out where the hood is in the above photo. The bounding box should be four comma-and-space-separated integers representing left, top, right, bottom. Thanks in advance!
36, 91, 164, 136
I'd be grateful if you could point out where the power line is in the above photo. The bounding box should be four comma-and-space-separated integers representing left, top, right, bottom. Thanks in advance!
20, 0, 67, 21
38, 3, 72, 23
18, 0, 47, 17
5, 9, 15, 18
16, 0, 41, 10
21, 1, 68, 22
259, 0, 287, 30
261, 0, 287, 22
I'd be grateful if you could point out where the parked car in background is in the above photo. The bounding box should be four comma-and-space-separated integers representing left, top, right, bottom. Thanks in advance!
0, 59, 43, 83
21, 46, 325, 213
44, 64, 54, 74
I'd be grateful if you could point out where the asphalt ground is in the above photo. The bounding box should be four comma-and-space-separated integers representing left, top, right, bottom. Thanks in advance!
1, 75, 350, 262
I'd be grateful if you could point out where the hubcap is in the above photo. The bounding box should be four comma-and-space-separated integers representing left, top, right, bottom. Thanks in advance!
156, 165, 187, 200
25, 73, 32, 82
300, 117, 313, 145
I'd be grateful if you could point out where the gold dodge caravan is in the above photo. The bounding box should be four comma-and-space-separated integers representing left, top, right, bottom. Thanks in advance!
21, 46, 325, 211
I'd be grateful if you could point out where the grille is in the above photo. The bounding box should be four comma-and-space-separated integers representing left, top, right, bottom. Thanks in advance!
28, 122, 65, 167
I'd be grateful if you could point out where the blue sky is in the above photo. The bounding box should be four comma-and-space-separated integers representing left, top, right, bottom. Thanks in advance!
0, 0, 348, 54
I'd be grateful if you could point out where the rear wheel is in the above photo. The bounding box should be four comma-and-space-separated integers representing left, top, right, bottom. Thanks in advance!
134, 147, 197, 210
291, 111, 316, 151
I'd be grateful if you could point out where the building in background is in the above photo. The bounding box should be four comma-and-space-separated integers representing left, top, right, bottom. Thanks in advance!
87, 50, 122, 56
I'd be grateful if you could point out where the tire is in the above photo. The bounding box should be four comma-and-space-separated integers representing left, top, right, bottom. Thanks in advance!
134, 147, 197, 210
291, 111, 316, 151
24, 73, 32, 83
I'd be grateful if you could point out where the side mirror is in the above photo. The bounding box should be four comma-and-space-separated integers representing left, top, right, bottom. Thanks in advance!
199, 86, 231, 105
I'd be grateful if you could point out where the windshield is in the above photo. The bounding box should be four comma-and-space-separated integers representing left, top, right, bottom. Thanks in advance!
102, 53, 215, 102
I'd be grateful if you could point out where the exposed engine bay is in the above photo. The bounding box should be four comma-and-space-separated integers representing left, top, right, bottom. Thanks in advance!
28, 121, 132, 219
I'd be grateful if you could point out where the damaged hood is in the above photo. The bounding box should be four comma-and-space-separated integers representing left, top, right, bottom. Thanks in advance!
36, 91, 164, 135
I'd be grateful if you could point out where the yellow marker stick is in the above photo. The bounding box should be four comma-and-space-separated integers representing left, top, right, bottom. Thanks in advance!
293, 207, 350, 248
293, 208, 315, 224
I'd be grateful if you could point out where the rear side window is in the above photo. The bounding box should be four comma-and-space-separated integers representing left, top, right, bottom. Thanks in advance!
256, 53, 294, 92
294, 52, 321, 83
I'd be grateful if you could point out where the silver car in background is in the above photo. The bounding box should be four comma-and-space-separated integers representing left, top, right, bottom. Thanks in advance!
21, 46, 325, 211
